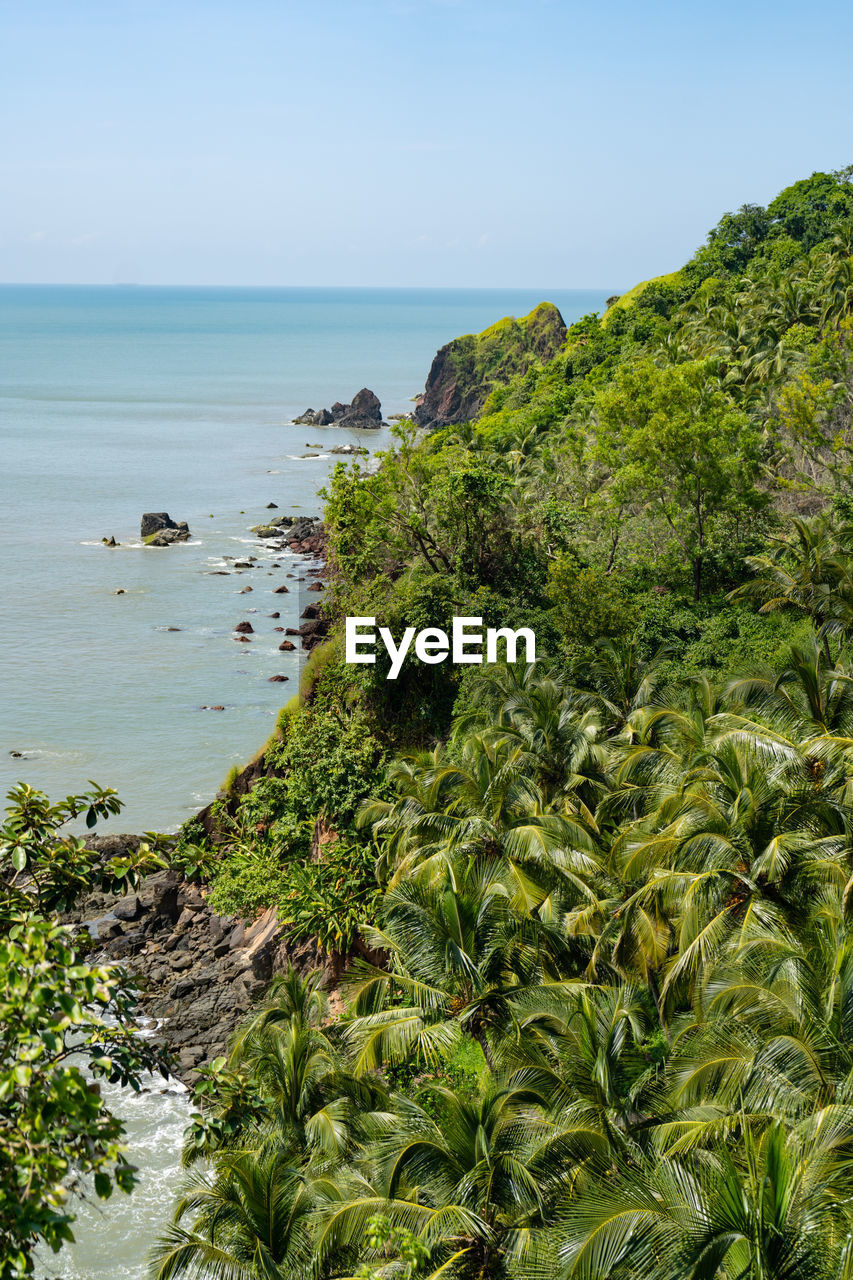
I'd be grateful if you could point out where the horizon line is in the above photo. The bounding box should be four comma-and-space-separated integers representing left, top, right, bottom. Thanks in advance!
0, 281, 621, 292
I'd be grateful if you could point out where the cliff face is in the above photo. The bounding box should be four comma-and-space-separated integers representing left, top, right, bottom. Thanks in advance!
414, 301, 567, 429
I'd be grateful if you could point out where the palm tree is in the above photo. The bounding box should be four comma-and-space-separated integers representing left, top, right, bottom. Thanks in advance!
728, 515, 853, 660
343, 863, 586, 1074
359, 730, 600, 900
317, 1076, 595, 1280
148, 1150, 319, 1280
572, 638, 673, 734
559, 1118, 853, 1280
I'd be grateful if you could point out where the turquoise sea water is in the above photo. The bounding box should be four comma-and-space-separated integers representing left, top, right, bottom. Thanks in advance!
1, 285, 610, 836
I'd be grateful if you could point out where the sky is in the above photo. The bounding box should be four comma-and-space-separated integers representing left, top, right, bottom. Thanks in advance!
2, 0, 853, 289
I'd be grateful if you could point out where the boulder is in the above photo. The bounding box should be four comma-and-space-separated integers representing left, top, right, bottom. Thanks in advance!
113, 895, 142, 922
293, 390, 383, 430
285, 516, 319, 543
234, 621, 254, 634
141, 513, 190, 543
349, 387, 382, 421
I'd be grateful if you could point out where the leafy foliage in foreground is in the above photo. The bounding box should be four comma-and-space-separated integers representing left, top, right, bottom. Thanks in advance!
0, 784, 171, 1277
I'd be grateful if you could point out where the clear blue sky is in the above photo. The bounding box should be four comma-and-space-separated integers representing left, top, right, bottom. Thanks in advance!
2, 0, 853, 288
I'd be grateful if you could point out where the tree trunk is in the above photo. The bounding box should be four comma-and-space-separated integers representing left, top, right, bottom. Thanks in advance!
692, 554, 702, 602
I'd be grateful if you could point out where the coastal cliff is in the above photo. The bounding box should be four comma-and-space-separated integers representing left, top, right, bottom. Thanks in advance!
413, 300, 567, 428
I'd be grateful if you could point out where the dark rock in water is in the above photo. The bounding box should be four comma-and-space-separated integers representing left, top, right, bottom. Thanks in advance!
269, 612, 281, 618
414, 302, 567, 429
141, 512, 190, 543
234, 621, 254, 634
293, 389, 383, 430
306, 581, 324, 592
329, 442, 368, 455
147, 528, 189, 547
273, 585, 290, 594
279, 640, 296, 651
240, 586, 253, 593
115, 588, 126, 594
301, 603, 322, 620
349, 387, 382, 420
285, 516, 319, 543
235, 635, 252, 643
102, 535, 118, 546
266, 502, 278, 509
268, 674, 289, 682
273, 626, 284, 632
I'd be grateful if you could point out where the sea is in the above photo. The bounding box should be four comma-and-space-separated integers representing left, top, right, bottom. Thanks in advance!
0, 284, 611, 1278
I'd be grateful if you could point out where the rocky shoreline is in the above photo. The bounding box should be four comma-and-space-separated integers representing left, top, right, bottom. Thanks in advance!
71, 848, 335, 1085
71, 509, 336, 1084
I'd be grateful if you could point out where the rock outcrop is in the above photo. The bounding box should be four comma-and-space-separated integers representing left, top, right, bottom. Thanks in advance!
414, 302, 567, 429
294, 388, 383, 430
141, 512, 190, 545
68, 853, 331, 1085
251, 514, 327, 556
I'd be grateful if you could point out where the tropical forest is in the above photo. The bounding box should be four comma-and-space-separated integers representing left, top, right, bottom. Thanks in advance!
10, 166, 853, 1280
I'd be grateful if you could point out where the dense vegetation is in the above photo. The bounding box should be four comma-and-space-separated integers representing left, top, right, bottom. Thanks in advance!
138, 165, 853, 1280
10, 165, 853, 1277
